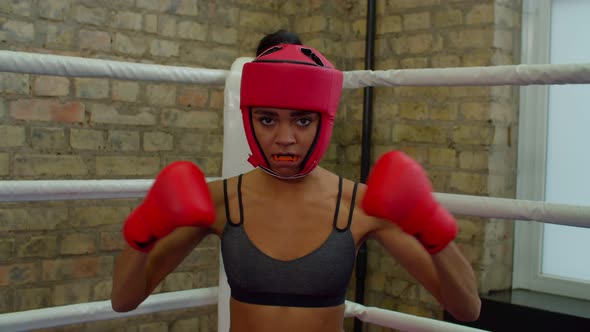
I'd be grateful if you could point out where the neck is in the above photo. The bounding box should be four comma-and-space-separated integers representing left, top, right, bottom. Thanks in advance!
253, 167, 323, 192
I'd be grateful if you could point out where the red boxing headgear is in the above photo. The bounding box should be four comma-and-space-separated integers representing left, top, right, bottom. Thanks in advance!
240, 44, 343, 178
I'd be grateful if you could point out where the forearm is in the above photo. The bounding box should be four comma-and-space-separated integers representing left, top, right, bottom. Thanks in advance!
111, 246, 149, 312
432, 242, 481, 321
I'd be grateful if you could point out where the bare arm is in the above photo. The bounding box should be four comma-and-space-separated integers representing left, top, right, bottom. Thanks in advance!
111, 226, 211, 312
370, 221, 481, 321
431, 242, 481, 321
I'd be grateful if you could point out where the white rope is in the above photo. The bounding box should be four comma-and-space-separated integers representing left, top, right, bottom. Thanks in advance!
0, 287, 483, 332
343, 63, 590, 88
2, 51, 590, 87
344, 301, 488, 332
436, 193, 590, 228
0, 178, 220, 202
0, 287, 218, 332
0, 180, 588, 228
0, 51, 227, 85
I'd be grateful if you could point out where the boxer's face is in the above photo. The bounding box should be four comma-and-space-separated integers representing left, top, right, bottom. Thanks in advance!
251, 107, 319, 177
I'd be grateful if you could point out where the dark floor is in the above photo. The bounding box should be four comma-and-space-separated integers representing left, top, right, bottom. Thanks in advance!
444, 289, 590, 331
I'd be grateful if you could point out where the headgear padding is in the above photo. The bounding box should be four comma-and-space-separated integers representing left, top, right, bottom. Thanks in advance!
240, 44, 343, 178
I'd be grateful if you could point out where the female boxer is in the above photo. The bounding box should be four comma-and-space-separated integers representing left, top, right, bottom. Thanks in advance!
111, 32, 481, 332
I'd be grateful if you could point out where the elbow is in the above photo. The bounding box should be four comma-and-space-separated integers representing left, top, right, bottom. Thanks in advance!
448, 297, 481, 322
111, 298, 141, 313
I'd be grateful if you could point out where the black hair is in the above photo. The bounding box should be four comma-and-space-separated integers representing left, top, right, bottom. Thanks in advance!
256, 30, 302, 56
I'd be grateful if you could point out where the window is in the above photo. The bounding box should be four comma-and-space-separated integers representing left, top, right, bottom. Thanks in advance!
513, 0, 590, 300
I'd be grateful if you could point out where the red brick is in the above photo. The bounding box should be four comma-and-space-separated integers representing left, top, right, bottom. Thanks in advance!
42, 257, 100, 281
10, 99, 85, 123
0, 263, 38, 286
178, 87, 208, 108
33, 76, 70, 97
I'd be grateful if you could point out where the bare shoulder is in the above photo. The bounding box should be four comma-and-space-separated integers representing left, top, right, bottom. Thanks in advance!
343, 180, 404, 241
207, 177, 230, 236
207, 177, 225, 208
207, 174, 247, 236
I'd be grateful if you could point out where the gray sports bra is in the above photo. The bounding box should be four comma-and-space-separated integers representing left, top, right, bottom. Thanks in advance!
220, 175, 358, 307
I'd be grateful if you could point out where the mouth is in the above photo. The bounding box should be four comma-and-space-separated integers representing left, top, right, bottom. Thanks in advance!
272, 154, 299, 162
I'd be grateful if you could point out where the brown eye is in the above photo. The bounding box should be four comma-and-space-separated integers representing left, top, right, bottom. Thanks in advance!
260, 117, 275, 126
296, 117, 312, 126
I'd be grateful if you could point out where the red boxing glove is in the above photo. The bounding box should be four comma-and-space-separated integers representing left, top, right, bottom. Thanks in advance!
123, 161, 216, 252
362, 151, 457, 254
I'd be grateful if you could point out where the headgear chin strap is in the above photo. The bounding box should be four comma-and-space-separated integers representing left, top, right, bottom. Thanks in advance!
240, 44, 343, 179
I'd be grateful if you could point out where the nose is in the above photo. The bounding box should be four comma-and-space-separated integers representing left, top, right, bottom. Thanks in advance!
275, 123, 296, 146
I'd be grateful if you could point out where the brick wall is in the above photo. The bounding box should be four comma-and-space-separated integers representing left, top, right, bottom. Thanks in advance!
352, 1, 522, 331
0, 1, 522, 331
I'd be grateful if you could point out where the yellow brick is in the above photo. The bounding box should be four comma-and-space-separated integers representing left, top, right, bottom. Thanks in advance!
162, 272, 193, 291
429, 147, 456, 167
434, 9, 463, 27
399, 102, 428, 120
459, 150, 489, 170
0, 208, 68, 232
377, 15, 402, 34
112, 81, 139, 102
14, 288, 51, 311
146, 84, 176, 106
17, 236, 57, 258
451, 86, 491, 98
53, 281, 91, 306
60, 233, 96, 255
212, 26, 238, 45
144, 131, 174, 152
397, 146, 428, 165
463, 50, 492, 66
393, 123, 447, 144
432, 54, 461, 68
450, 172, 488, 194
108, 130, 140, 152
93, 280, 113, 301
466, 4, 494, 25
452, 125, 493, 145
69, 205, 136, 228
0, 153, 8, 175
96, 156, 160, 176
447, 28, 493, 49
31, 127, 67, 151
161, 109, 219, 129
14, 154, 89, 177
372, 123, 393, 144
89, 104, 156, 126
403, 12, 430, 30
70, 129, 105, 150
430, 103, 459, 121
294, 16, 328, 33
239, 11, 287, 30
400, 57, 428, 69
373, 102, 398, 121
460, 102, 491, 121
493, 29, 514, 51
0, 125, 26, 147
33, 76, 70, 96
75, 78, 109, 99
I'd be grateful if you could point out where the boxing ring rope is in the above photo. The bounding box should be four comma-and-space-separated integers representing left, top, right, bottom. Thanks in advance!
2, 50, 590, 87
0, 180, 589, 228
2, 50, 590, 332
0, 289, 485, 332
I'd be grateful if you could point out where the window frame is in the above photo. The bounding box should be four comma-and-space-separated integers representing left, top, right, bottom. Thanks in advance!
513, 0, 590, 300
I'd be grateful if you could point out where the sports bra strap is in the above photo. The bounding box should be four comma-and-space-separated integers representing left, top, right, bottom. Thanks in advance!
332, 176, 343, 229
223, 175, 244, 226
